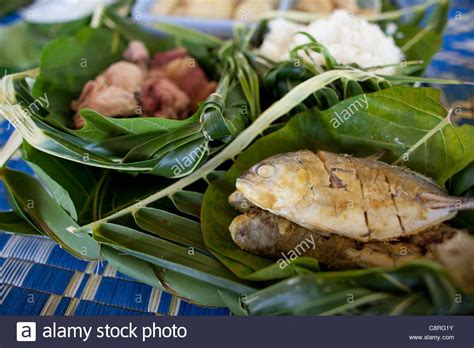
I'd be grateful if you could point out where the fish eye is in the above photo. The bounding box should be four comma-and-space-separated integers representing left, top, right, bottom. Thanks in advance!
255, 164, 275, 178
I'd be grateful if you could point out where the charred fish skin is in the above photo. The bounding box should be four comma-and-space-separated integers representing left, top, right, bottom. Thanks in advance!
236, 150, 467, 242
229, 208, 474, 289
229, 210, 287, 258
229, 209, 425, 270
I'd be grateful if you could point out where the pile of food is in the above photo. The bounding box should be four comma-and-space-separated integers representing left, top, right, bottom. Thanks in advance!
2, 0, 473, 315
258, 10, 403, 74
72, 40, 216, 128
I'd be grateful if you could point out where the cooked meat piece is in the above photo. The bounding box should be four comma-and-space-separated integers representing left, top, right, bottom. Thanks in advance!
151, 47, 189, 67
71, 61, 143, 128
102, 61, 144, 93
140, 75, 190, 119
123, 40, 150, 66
72, 75, 107, 115
152, 48, 217, 111
80, 85, 138, 116
72, 78, 139, 128
163, 57, 217, 111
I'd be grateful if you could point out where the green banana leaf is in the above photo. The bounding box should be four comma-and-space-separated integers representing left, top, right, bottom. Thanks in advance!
23, 142, 104, 224
101, 244, 164, 289
0, 12, 88, 73
0, 211, 41, 235
170, 190, 204, 218
75, 109, 199, 142
0, 22, 44, 73
96, 205, 249, 307
448, 163, 474, 233
380, 0, 450, 74
22, 142, 177, 226
0, 167, 100, 259
100, 245, 234, 307
243, 261, 474, 315
450, 162, 474, 196
93, 222, 256, 295
26, 161, 78, 220
0, 0, 32, 17
133, 207, 206, 251
150, 265, 232, 307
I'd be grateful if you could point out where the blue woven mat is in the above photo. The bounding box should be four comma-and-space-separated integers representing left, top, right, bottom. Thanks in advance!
1, 0, 473, 316
0, 233, 230, 316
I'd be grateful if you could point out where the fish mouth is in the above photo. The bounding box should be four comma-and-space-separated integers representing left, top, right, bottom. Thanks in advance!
236, 177, 253, 190
236, 176, 260, 198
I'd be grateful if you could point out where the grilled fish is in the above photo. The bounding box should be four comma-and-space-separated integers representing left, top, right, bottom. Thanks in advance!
235, 150, 474, 241
228, 207, 474, 289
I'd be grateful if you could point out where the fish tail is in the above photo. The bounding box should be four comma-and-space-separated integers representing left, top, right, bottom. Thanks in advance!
418, 192, 474, 211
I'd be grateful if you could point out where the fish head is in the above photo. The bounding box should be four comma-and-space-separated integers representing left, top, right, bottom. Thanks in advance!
236, 152, 310, 210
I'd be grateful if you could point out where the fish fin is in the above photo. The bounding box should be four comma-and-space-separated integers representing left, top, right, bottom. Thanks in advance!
417, 192, 474, 211
329, 170, 346, 189
316, 151, 347, 189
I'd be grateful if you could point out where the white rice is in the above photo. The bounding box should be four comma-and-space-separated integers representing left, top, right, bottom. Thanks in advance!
258, 10, 404, 75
